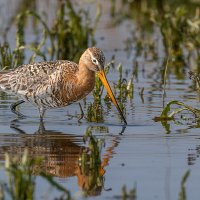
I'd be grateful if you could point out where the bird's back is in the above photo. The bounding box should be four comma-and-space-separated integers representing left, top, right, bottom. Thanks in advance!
0, 60, 79, 108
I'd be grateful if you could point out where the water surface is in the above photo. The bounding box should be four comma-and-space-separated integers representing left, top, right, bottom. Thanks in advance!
0, 1, 200, 200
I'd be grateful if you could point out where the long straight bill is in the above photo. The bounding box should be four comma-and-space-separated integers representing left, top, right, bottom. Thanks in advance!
98, 70, 127, 125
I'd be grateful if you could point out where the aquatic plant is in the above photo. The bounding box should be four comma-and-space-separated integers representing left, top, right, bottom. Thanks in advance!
92, 68, 109, 104
111, 0, 200, 72
121, 185, 137, 200
86, 62, 111, 123
113, 185, 137, 200
155, 71, 200, 122
1, 0, 101, 70
189, 71, 200, 93
0, 43, 14, 69
110, 63, 135, 118
52, 0, 101, 61
162, 57, 169, 98
179, 170, 190, 200
115, 63, 134, 100
158, 6, 200, 67
154, 100, 200, 122
1, 151, 38, 200
78, 128, 104, 197
86, 101, 104, 123
85, 60, 134, 123
0, 149, 72, 200
0, 11, 50, 70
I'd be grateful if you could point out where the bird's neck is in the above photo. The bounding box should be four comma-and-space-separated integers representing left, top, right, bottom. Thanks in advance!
76, 62, 96, 95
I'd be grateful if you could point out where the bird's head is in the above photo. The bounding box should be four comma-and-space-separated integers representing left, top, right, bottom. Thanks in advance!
81, 47, 105, 72
81, 47, 127, 125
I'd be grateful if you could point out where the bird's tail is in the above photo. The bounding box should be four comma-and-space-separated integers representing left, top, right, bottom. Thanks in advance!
0, 71, 11, 90
0, 70, 11, 74
0, 71, 10, 81
0, 71, 10, 77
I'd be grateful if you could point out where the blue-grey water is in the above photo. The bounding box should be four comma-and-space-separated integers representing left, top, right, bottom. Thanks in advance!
0, 1, 200, 200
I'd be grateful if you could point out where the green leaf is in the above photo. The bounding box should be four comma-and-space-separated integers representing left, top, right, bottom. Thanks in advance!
154, 100, 200, 121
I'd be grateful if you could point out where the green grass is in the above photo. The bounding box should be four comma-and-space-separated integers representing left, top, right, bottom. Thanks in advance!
154, 100, 200, 122
154, 71, 200, 132
155, 71, 200, 123
85, 61, 134, 123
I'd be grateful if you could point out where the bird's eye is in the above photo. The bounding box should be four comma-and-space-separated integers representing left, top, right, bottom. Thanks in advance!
92, 59, 97, 64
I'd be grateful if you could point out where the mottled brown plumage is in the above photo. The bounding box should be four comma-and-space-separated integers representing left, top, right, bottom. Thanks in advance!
0, 47, 127, 124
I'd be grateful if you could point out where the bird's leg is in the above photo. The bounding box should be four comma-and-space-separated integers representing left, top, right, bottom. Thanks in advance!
10, 119, 26, 134
39, 107, 46, 121
10, 100, 26, 118
78, 103, 85, 122
38, 119, 46, 134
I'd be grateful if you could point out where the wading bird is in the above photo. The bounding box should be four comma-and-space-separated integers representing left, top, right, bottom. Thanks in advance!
0, 47, 127, 124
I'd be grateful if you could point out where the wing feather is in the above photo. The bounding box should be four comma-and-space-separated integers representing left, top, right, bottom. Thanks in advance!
0, 60, 78, 98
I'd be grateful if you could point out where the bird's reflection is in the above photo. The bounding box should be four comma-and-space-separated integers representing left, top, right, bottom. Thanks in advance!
188, 143, 200, 165
0, 120, 122, 197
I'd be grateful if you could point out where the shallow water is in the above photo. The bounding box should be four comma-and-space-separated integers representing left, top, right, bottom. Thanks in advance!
0, 0, 200, 200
